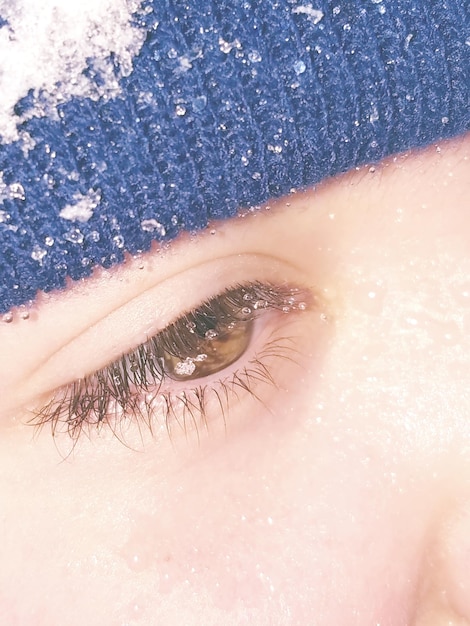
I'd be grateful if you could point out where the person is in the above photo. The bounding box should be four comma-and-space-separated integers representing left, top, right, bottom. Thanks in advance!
0, 1, 469, 624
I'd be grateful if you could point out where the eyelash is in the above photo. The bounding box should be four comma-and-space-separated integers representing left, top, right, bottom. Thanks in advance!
31, 281, 309, 444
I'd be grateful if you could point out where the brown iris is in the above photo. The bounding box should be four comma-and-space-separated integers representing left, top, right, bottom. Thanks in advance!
163, 319, 254, 381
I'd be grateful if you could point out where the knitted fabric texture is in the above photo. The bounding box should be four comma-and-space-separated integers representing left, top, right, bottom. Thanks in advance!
0, 0, 469, 313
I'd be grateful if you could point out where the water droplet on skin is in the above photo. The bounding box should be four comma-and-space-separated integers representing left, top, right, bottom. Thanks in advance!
2, 312, 13, 323
210, 229, 216, 235
369, 166, 376, 173
298, 302, 307, 310
20, 309, 30, 320
205, 329, 218, 340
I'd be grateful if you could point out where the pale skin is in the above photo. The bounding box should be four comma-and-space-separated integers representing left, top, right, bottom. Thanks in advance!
0, 134, 469, 625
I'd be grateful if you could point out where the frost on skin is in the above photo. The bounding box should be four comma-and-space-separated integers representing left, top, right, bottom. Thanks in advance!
0, 0, 146, 143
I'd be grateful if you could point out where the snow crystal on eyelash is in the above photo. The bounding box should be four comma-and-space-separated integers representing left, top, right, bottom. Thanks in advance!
0, 0, 146, 143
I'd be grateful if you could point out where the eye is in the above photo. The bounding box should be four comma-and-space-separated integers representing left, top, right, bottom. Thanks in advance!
162, 318, 253, 381
31, 281, 311, 444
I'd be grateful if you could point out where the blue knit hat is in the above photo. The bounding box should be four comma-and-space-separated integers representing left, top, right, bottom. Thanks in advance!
0, 0, 469, 314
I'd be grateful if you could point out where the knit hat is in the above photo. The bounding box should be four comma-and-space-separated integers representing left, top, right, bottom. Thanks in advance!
0, 0, 469, 314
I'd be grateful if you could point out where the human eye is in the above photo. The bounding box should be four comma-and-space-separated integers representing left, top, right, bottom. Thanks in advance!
31, 279, 313, 445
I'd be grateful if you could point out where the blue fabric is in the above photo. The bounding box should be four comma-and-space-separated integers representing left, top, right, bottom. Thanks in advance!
0, 0, 469, 313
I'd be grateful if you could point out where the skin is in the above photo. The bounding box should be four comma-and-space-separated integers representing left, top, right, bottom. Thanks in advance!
0, 134, 470, 625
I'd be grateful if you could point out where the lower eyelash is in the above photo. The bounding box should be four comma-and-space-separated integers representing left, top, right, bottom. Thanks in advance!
32, 333, 301, 447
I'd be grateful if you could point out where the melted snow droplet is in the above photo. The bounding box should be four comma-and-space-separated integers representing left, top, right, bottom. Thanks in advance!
248, 50, 262, 63
113, 234, 124, 248
89, 230, 100, 242
44, 235, 55, 246
293, 60, 306, 75
64, 228, 84, 244
175, 103, 187, 116
442, 116, 449, 125
292, 5, 324, 24
140, 219, 166, 236
31, 244, 47, 262
241, 306, 252, 316
59, 189, 100, 222
0, 210, 8, 223
192, 95, 207, 112
205, 329, 218, 340
267, 144, 283, 154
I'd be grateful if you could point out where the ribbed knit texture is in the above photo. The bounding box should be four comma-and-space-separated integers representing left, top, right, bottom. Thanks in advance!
0, 0, 469, 313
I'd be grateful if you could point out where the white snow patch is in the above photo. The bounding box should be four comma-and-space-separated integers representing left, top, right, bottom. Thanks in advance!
0, 0, 146, 143
59, 189, 101, 222
291, 4, 324, 24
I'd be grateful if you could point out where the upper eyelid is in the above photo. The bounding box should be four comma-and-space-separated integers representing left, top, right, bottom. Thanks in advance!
18, 255, 311, 403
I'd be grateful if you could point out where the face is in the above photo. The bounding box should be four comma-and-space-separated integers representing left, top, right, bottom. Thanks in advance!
1, 135, 470, 625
